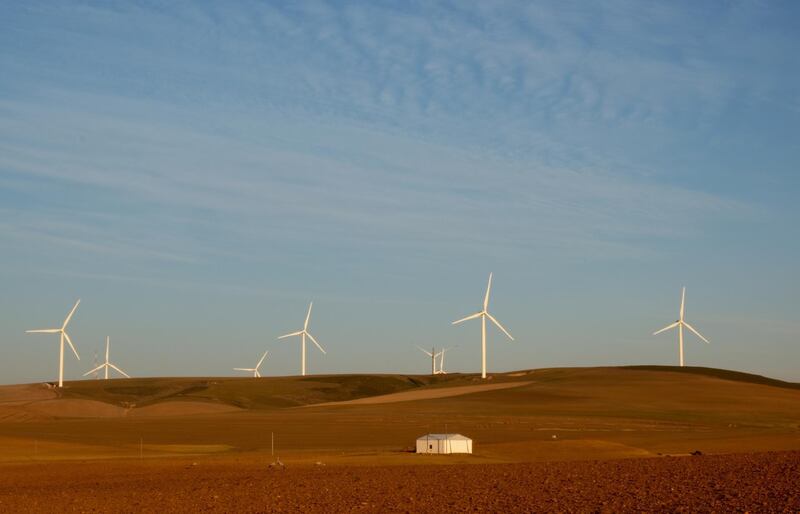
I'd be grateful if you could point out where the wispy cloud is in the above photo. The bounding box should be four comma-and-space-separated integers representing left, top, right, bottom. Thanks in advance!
1, 1, 798, 384
0, 87, 744, 273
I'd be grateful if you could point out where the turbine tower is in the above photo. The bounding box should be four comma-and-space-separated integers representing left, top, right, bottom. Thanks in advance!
26, 299, 82, 388
92, 350, 99, 380
83, 336, 130, 379
452, 273, 514, 379
278, 302, 325, 376
436, 347, 455, 375
233, 350, 269, 378
653, 286, 709, 367
417, 346, 442, 375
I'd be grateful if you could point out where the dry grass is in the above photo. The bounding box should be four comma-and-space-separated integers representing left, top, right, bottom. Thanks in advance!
0, 366, 797, 464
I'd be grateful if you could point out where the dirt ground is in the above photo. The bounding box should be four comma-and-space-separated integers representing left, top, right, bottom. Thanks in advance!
308, 380, 531, 406
0, 451, 797, 513
1, 368, 798, 511
2, 367, 799, 465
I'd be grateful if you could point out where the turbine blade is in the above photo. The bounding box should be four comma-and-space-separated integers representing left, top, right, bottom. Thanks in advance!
484, 272, 493, 310
109, 363, 130, 378
233, 368, 252, 371
256, 350, 269, 368
680, 287, 686, 320
64, 332, 80, 360
652, 321, 679, 336
25, 329, 61, 333
306, 332, 326, 354
416, 346, 433, 357
486, 312, 514, 340
683, 321, 710, 344
452, 311, 483, 325
278, 330, 303, 339
304, 302, 313, 330
255, 370, 261, 378
83, 364, 105, 376
105, 336, 110, 363
62, 299, 81, 329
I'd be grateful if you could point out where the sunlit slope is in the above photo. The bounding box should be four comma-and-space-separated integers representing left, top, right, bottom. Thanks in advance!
13, 366, 800, 422
417, 367, 800, 429
622, 365, 800, 391
0, 367, 798, 462
58, 373, 482, 409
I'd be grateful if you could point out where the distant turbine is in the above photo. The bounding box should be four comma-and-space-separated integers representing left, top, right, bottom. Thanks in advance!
92, 350, 99, 380
83, 336, 130, 379
452, 273, 514, 379
417, 346, 442, 375
436, 347, 455, 375
278, 302, 325, 376
653, 286, 709, 367
234, 350, 269, 378
26, 299, 82, 388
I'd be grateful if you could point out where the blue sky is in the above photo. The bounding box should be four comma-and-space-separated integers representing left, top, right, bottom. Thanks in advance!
1, 1, 798, 384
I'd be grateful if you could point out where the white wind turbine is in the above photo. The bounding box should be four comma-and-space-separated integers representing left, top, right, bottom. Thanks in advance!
278, 302, 325, 376
233, 350, 269, 378
26, 299, 81, 388
436, 347, 455, 375
452, 273, 514, 379
83, 336, 130, 379
417, 346, 442, 375
653, 286, 709, 367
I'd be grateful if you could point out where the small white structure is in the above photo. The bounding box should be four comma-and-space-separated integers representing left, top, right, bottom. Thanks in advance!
416, 433, 472, 454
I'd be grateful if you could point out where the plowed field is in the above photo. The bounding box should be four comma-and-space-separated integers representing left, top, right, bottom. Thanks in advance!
0, 451, 797, 513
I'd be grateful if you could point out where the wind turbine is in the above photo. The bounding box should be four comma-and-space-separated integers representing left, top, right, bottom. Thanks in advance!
233, 350, 269, 378
436, 347, 455, 375
653, 286, 709, 367
26, 299, 81, 388
83, 336, 130, 379
417, 346, 442, 375
278, 302, 325, 376
452, 273, 514, 379
92, 350, 99, 380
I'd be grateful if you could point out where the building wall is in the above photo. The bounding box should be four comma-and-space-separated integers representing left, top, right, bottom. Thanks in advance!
415, 437, 472, 454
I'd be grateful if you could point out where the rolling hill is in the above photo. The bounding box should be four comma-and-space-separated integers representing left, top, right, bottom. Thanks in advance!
0, 366, 797, 464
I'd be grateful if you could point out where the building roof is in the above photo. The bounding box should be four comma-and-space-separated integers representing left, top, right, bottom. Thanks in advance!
416, 433, 471, 441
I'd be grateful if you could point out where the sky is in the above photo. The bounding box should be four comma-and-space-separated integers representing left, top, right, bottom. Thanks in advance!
1, 1, 798, 384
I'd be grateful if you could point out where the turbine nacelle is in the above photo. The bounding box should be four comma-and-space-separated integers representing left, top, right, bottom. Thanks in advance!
452, 273, 514, 379
653, 287, 709, 367
234, 350, 269, 378
26, 299, 82, 388
84, 336, 130, 379
417, 346, 442, 375
278, 302, 325, 376
435, 347, 456, 375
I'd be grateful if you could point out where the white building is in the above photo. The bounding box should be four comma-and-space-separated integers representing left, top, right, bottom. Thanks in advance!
416, 433, 473, 454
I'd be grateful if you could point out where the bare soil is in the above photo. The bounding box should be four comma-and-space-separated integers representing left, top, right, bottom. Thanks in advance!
0, 451, 797, 512
305, 380, 531, 407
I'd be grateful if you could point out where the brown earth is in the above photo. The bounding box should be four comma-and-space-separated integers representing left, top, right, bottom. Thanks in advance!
24, 399, 127, 418
0, 384, 56, 404
0, 367, 798, 511
0, 451, 797, 513
127, 401, 243, 417
305, 380, 531, 406
0, 367, 798, 465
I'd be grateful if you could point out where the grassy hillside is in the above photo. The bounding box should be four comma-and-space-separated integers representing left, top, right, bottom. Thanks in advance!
53, 366, 800, 410
59, 373, 479, 409
1, 366, 798, 464
622, 366, 800, 391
